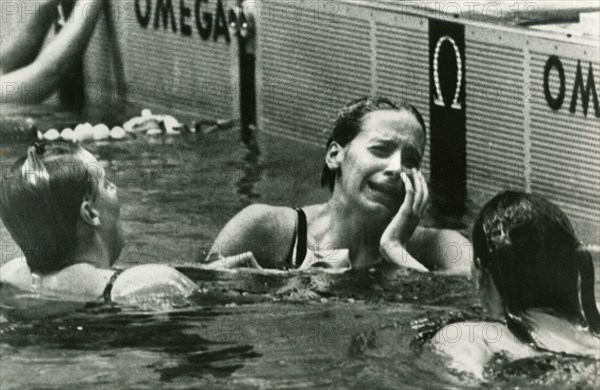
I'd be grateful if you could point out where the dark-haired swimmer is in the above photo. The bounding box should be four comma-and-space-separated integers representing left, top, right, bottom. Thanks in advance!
432, 192, 600, 379
0, 142, 196, 317
205, 96, 471, 273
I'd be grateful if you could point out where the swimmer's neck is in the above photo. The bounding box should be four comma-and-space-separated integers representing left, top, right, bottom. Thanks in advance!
25, 233, 117, 298
305, 199, 386, 267
71, 228, 116, 269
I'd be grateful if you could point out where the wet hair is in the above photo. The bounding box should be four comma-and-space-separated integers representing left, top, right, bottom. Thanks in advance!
320, 96, 427, 192
0, 142, 99, 274
472, 191, 600, 345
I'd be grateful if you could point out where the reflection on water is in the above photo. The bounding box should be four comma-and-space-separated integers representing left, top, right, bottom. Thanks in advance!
486, 354, 600, 388
0, 306, 260, 387
236, 138, 262, 207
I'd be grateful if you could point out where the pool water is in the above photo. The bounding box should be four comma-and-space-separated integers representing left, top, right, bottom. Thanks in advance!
1, 127, 599, 389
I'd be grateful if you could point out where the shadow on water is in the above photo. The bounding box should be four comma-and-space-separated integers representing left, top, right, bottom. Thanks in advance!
0, 306, 261, 383
177, 264, 477, 307
236, 138, 263, 207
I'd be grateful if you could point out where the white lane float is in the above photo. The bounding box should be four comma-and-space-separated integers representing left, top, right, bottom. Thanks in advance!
38, 109, 193, 142
74, 123, 95, 141
43, 128, 60, 141
110, 126, 127, 140
93, 124, 111, 141
60, 128, 75, 141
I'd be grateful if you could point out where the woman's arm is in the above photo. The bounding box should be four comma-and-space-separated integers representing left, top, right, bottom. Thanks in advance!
431, 322, 494, 380
379, 171, 471, 274
0, 0, 61, 73
1, 0, 103, 103
204, 204, 294, 269
0, 258, 31, 291
379, 171, 430, 271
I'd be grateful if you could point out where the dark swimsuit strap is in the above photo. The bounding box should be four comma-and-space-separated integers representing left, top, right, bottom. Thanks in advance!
291, 208, 308, 269
102, 268, 124, 303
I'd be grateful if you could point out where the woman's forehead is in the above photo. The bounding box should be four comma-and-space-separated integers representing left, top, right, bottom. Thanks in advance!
78, 149, 98, 165
359, 110, 424, 145
78, 150, 105, 180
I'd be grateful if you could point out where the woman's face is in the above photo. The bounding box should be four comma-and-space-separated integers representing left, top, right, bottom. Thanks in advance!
472, 257, 505, 319
80, 150, 125, 265
335, 110, 425, 217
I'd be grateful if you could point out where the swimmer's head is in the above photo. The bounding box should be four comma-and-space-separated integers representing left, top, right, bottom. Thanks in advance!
321, 96, 426, 193
0, 142, 124, 274
472, 191, 600, 339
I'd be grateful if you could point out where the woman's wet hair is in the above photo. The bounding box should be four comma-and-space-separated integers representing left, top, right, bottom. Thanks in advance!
0, 142, 99, 274
472, 191, 600, 344
321, 96, 427, 192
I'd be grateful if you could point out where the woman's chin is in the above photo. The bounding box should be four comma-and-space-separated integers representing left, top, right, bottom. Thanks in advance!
361, 196, 398, 219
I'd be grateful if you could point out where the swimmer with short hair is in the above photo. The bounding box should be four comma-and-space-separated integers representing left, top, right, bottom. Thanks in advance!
205, 96, 471, 272
0, 142, 196, 317
431, 191, 600, 379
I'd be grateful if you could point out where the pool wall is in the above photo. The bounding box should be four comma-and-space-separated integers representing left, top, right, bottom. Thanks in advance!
22, 0, 596, 244
253, 1, 600, 244
82, 0, 240, 123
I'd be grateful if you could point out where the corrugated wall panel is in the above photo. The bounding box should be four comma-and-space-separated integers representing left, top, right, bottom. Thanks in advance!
256, 1, 598, 242
259, 1, 371, 146
84, 0, 236, 121
529, 51, 600, 226
375, 20, 431, 174
84, 9, 120, 108
465, 35, 525, 197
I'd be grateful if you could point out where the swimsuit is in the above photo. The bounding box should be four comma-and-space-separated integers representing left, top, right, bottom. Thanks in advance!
288, 208, 351, 270
102, 268, 124, 303
289, 208, 308, 269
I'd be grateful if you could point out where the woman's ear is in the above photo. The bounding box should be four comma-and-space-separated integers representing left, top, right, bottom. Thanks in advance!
80, 194, 101, 227
325, 141, 344, 170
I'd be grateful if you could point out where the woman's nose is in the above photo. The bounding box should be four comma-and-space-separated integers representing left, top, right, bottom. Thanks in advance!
383, 150, 402, 177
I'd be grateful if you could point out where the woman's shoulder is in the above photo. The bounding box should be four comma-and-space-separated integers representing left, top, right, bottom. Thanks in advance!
409, 227, 472, 274
0, 258, 31, 291
218, 203, 298, 250
432, 321, 532, 352
0, 260, 109, 296
235, 204, 297, 230
110, 264, 196, 302
431, 321, 538, 378
431, 321, 499, 379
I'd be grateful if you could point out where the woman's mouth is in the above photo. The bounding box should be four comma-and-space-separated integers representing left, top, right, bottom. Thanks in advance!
366, 181, 404, 209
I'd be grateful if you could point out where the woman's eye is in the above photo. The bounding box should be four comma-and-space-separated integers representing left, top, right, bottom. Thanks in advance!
369, 146, 391, 157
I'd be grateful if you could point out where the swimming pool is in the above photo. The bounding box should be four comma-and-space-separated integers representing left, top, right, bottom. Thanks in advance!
1, 129, 599, 388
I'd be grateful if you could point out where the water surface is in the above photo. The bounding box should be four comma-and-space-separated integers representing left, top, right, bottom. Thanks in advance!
1, 128, 598, 389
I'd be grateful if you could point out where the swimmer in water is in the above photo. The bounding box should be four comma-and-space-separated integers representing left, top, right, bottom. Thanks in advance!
431, 191, 600, 379
205, 96, 471, 272
0, 0, 104, 103
0, 142, 196, 317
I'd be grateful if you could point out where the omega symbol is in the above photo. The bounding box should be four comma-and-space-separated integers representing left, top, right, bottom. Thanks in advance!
433, 35, 463, 110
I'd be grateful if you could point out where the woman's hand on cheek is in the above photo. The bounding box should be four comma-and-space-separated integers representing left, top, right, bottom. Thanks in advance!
384, 169, 428, 245
379, 170, 430, 271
